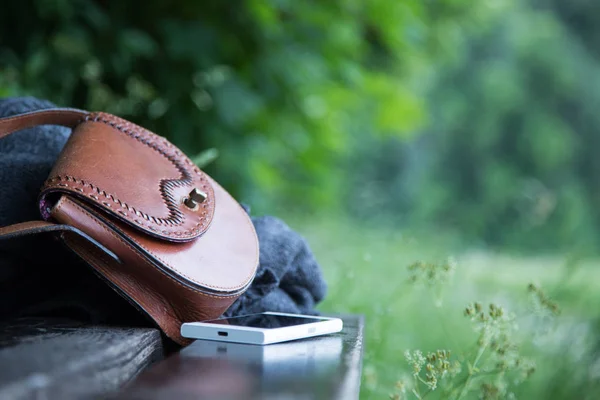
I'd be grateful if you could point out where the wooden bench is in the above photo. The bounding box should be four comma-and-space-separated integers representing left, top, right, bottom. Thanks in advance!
0, 315, 364, 399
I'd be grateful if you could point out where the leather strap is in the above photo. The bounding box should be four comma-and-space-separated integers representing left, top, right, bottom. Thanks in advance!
0, 219, 120, 261
0, 108, 89, 242
0, 221, 66, 240
0, 108, 87, 139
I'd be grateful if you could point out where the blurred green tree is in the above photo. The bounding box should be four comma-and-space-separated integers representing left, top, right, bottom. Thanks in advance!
417, 0, 600, 251
0, 0, 454, 212
349, 0, 600, 252
2, 0, 598, 252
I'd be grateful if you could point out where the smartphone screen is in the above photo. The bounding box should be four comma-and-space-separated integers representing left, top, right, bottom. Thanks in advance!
203, 313, 324, 329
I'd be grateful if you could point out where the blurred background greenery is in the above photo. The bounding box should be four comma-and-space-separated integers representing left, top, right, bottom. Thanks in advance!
2, 0, 600, 398
5, 0, 600, 254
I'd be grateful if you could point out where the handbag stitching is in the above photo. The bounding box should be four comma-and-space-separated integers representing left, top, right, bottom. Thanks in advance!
43, 112, 215, 240
45, 175, 211, 237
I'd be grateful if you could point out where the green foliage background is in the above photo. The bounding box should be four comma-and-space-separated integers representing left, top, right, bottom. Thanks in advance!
1, 0, 599, 253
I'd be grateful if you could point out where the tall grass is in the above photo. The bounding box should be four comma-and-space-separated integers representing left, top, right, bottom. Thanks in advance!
289, 216, 600, 399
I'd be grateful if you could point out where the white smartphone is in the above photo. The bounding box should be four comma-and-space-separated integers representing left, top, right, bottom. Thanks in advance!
180, 312, 343, 345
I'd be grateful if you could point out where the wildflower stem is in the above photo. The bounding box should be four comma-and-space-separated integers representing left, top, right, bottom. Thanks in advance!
456, 344, 487, 400
411, 374, 434, 399
472, 344, 486, 367
412, 375, 422, 399
450, 368, 503, 391
417, 376, 430, 386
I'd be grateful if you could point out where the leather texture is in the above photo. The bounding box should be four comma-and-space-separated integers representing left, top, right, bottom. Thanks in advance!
42, 113, 216, 242
0, 108, 259, 345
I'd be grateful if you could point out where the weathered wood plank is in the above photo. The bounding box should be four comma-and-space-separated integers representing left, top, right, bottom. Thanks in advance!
0, 318, 163, 400
116, 314, 364, 400
0, 315, 364, 399
334, 315, 365, 399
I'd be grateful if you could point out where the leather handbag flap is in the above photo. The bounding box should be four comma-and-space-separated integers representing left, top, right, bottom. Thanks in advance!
39, 113, 215, 242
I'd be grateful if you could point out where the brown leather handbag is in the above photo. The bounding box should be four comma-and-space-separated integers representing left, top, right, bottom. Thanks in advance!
0, 108, 259, 345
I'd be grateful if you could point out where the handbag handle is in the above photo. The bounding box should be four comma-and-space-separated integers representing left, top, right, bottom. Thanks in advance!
0, 108, 87, 139
0, 108, 88, 239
